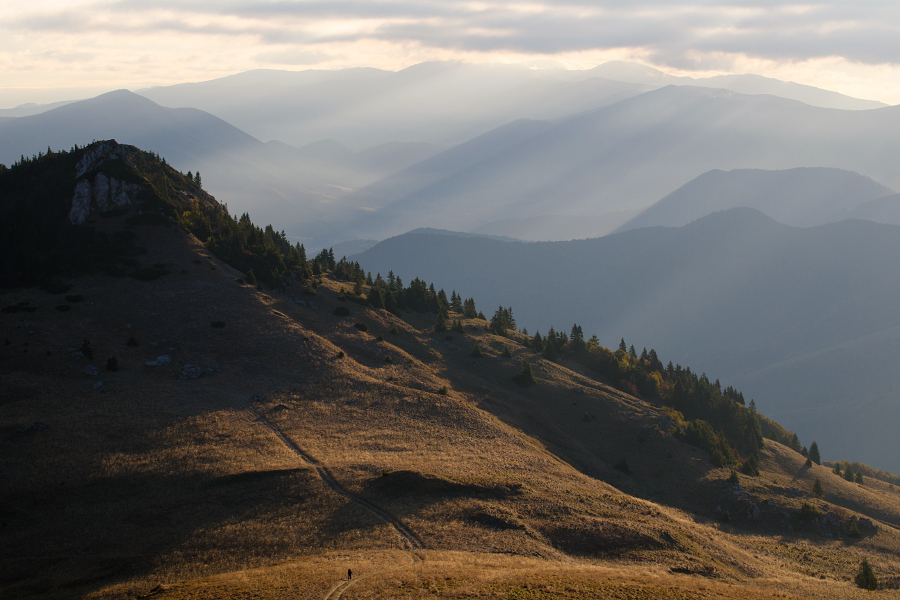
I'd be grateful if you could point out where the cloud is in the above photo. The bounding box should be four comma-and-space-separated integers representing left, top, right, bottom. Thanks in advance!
2, 1, 900, 103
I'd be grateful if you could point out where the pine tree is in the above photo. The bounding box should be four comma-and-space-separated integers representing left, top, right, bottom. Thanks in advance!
194, 171, 202, 187
855, 558, 877, 591
813, 478, 824, 498
808, 441, 821, 465
514, 360, 537, 387
434, 311, 447, 332
628, 345, 637, 360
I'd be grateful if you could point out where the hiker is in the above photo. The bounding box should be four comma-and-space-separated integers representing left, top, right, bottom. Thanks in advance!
348, 568, 352, 580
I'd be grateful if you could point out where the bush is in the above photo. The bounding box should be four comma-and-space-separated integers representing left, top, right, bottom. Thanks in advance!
438, 385, 448, 395
337, 351, 345, 359
799, 503, 821, 521
333, 306, 350, 316
514, 360, 537, 387
470, 342, 483, 358
855, 558, 877, 590
390, 325, 399, 335
848, 519, 861, 538
728, 470, 740, 485
384, 355, 393, 364
615, 459, 631, 476
105, 356, 118, 371
376, 335, 384, 342
501, 344, 512, 358
354, 322, 368, 332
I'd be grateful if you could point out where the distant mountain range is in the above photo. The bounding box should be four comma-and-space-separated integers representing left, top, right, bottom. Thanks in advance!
354, 209, 900, 473
619, 167, 895, 231
324, 86, 900, 243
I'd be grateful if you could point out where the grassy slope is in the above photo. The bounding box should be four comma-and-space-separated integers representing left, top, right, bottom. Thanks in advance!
1, 219, 899, 599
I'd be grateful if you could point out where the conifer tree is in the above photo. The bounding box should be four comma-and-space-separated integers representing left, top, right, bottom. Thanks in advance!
856, 471, 864, 485
845, 468, 856, 482
514, 360, 537, 386
833, 463, 842, 476
194, 171, 202, 187
628, 345, 638, 360
501, 344, 512, 358
808, 441, 821, 465
366, 272, 373, 285
434, 311, 447, 332
618, 338, 627, 353
855, 558, 877, 591
470, 342, 483, 358
813, 478, 824, 498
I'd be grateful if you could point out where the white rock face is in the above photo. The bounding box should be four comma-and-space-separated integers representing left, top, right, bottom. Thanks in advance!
68, 179, 93, 225
69, 140, 144, 224
74, 140, 135, 178
93, 172, 111, 210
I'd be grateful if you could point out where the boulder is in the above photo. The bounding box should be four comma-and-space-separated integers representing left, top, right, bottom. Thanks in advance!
746, 504, 761, 521
82, 365, 100, 376
144, 355, 172, 367
179, 364, 203, 380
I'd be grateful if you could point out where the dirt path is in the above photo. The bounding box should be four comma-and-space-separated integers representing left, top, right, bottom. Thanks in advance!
249, 404, 425, 550
323, 552, 422, 600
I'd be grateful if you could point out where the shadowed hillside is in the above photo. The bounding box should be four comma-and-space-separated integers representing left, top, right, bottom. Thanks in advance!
2, 143, 899, 599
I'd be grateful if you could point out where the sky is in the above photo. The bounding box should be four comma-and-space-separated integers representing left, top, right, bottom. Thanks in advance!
2, 0, 900, 107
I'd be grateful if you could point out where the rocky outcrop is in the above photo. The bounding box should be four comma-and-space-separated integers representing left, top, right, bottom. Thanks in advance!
69, 180, 93, 225
69, 141, 144, 224
74, 140, 135, 178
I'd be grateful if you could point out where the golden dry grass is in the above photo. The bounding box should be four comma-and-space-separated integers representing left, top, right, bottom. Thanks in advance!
2, 223, 899, 599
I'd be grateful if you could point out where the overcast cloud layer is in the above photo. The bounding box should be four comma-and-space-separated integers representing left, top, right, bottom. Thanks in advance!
2, 0, 900, 106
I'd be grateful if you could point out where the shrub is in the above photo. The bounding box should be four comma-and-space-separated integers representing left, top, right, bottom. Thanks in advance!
855, 558, 877, 590
728, 470, 740, 485
105, 356, 118, 371
798, 503, 821, 521
384, 355, 393, 364
470, 342, 483, 358
354, 322, 368, 332
615, 459, 631, 476
438, 385, 449, 395
501, 344, 512, 358
211, 321, 226, 328
304, 283, 317, 296
376, 335, 384, 341
337, 351, 345, 359
333, 306, 350, 316
514, 360, 537, 387
452, 319, 465, 334
390, 325, 399, 335
848, 519, 861, 538
126, 336, 139, 347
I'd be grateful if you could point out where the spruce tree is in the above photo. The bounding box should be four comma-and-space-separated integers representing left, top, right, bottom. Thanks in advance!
514, 360, 537, 387
855, 558, 877, 591
501, 344, 512, 358
470, 342, 483, 358
808, 441, 821, 465
618, 338, 627, 353
813, 478, 823, 498
833, 463, 842, 476
845, 468, 856, 483
434, 311, 447, 332
856, 471, 864, 485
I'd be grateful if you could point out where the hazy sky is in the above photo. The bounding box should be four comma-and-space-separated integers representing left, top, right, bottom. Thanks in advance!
2, 0, 900, 106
